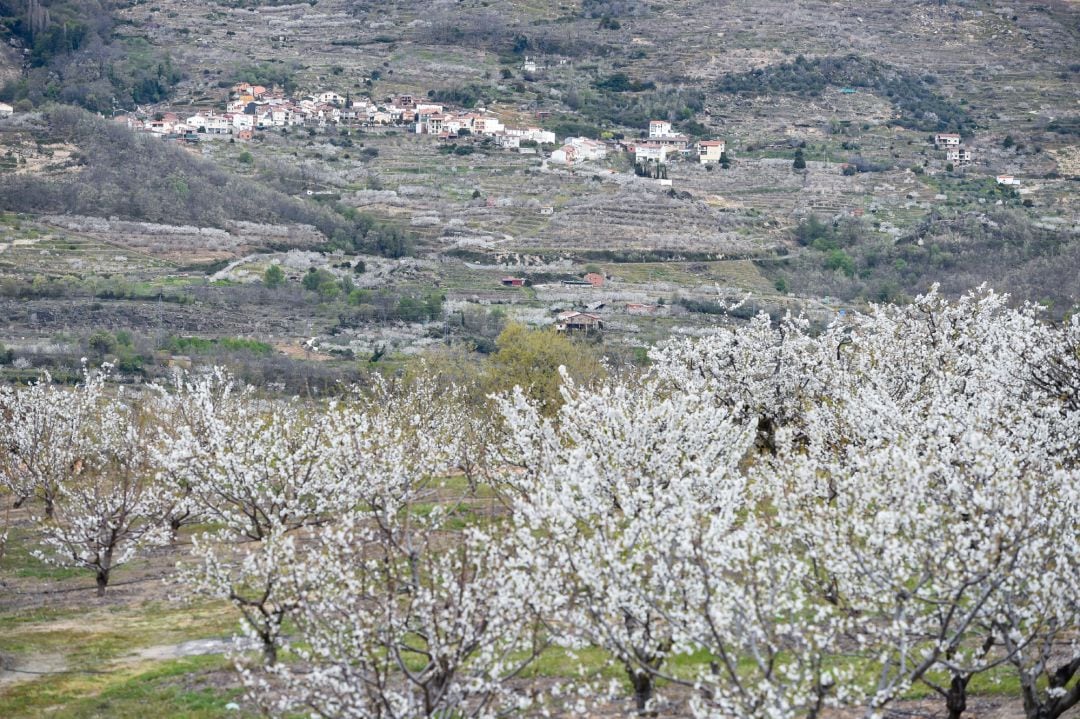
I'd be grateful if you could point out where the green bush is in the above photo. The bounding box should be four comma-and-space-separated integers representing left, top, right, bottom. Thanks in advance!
301, 268, 341, 298
824, 248, 856, 277
594, 73, 655, 93
263, 264, 285, 288
88, 330, 117, 358
162, 335, 272, 356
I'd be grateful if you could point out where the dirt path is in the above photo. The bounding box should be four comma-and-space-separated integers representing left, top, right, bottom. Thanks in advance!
0, 651, 68, 689
127, 637, 256, 663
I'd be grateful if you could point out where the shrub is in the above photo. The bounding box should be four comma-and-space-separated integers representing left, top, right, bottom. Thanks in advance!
824, 248, 856, 277
263, 264, 285, 288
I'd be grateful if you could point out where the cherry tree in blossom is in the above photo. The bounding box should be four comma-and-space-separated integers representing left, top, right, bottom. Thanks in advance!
499, 372, 766, 714
23, 372, 169, 595
0, 365, 109, 516
246, 509, 550, 718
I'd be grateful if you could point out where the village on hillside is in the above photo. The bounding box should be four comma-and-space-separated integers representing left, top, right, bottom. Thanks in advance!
105, 80, 1029, 200
110, 82, 731, 182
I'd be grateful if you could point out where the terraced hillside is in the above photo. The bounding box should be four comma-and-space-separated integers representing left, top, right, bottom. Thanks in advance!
0, 0, 1076, 369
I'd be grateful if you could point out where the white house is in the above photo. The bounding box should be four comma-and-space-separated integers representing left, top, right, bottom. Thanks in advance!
204, 114, 232, 135
522, 127, 555, 144
649, 120, 673, 138
316, 91, 345, 105
495, 133, 521, 149
550, 145, 576, 164
697, 139, 726, 164
473, 116, 504, 135
634, 143, 668, 164
934, 133, 961, 147
565, 137, 607, 161
370, 109, 394, 125
444, 116, 467, 134
996, 175, 1020, 186
231, 113, 253, 132
0, 102, 15, 118
148, 119, 174, 135
551, 138, 607, 164
945, 147, 972, 165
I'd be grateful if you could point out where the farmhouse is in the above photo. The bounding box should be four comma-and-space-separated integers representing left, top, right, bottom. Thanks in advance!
697, 140, 726, 164
934, 133, 962, 148
555, 311, 604, 333
583, 272, 605, 287
501, 277, 525, 287
0, 102, 12, 118
946, 147, 972, 166
996, 175, 1020, 186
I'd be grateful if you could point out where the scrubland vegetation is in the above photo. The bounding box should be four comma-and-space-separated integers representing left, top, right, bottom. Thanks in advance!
0, 0, 181, 111
1, 289, 1078, 718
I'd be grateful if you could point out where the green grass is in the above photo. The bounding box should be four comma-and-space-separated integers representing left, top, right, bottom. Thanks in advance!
0, 527, 84, 581
0, 655, 250, 719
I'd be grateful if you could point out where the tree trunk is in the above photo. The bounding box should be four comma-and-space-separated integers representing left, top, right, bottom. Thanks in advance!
95, 568, 109, 597
169, 514, 186, 542
628, 667, 654, 716
261, 632, 277, 666
1023, 657, 1080, 719
945, 673, 969, 719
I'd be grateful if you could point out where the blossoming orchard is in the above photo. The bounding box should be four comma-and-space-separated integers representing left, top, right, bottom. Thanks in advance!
1, 288, 1077, 718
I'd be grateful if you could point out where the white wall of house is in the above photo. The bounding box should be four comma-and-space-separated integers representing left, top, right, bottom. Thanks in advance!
649, 120, 673, 138
698, 141, 725, 164
635, 144, 668, 163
